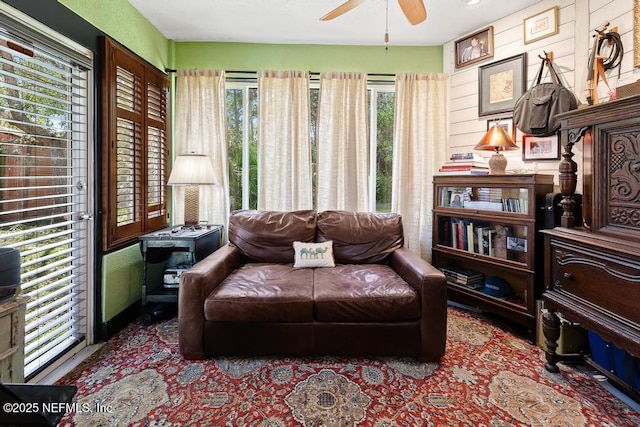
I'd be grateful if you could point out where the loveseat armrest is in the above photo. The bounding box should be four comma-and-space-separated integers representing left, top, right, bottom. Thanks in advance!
390, 247, 447, 361
179, 244, 241, 359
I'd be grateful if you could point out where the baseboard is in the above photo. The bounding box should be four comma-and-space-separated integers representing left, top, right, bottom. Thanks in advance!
99, 300, 140, 341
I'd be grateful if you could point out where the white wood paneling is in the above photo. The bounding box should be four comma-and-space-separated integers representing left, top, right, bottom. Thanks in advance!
445, 0, 638, 190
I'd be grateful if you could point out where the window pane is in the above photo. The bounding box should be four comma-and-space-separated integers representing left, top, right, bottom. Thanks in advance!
248, 87, 258, 210
310, 88, 319, 210
376, 91, 394, 212
226, 86, 258, 211
226, 88, 243, 211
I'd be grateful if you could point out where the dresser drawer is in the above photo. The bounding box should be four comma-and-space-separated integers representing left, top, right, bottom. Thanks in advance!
549, 240, 640, 326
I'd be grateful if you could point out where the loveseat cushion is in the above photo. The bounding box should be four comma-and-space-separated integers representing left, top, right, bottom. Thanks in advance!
228, 210, 317, 263
316, 210, 404, 264
204, 263, 314, 322
313, 264, 420, 322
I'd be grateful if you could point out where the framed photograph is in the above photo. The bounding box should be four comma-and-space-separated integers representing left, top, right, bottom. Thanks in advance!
522, 134, 560, 161
478, 53, 527, 117
523, 6, 558, 45
449, 192, 464, 208
455, 26, 494, 69
487, 117, 516, 142
506, 236, 527, 252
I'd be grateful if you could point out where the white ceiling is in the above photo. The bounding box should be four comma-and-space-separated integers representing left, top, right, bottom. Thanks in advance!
127, 0, 542, 46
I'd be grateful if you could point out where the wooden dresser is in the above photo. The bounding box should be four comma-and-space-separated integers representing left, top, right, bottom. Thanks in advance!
541, 95, 640, 392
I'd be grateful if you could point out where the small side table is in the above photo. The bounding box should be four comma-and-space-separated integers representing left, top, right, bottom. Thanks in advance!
138, 225, 222, 323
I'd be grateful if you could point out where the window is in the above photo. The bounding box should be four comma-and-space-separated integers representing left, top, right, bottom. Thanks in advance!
226, 84, 257, 212
101, 37, 169, 250
0, 4, 93, 378
370, 86, 395, 212
226, 79, 395, 212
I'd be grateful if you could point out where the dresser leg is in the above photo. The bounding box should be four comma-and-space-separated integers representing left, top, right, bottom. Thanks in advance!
542, 309, 561, 373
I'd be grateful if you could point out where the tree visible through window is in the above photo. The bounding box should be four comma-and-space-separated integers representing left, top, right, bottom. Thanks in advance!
226, 81, 395, 213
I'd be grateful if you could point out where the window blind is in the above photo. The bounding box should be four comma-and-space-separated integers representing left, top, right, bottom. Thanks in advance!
0, 6, 93, 378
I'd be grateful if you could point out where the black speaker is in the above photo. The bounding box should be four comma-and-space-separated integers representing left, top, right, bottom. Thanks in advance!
0, 248, 21, 299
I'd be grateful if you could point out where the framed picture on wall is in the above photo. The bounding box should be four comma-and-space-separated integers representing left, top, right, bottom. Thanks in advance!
523, 7, 559, 44
522, 134, 560, 161
487, 117, 516, 142
455, 26, 494, 69
478, 53, 527, 117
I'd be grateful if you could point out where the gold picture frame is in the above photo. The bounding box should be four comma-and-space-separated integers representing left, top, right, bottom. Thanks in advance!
523, 6, 558, 45
455, 26, 494, 69
635, 0, 640, 68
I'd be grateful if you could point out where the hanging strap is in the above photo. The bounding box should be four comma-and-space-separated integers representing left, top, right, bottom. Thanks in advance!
530, 57, 563, 89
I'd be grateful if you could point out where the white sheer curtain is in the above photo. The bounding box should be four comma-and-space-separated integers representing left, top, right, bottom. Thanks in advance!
257, 70, 312, 210
316, 72, 369, 212
392, 73, 448, 260
174, 69, 229, 230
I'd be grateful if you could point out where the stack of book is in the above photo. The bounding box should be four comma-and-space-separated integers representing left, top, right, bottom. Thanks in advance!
440, 267, 484, 289
438, 153, 489, 175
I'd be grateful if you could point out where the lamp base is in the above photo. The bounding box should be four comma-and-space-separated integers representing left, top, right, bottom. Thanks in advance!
183, 185, 200, 227
489, 152, 508, 175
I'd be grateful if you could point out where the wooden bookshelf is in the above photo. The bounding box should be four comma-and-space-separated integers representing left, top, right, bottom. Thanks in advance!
432, 174, 554, 339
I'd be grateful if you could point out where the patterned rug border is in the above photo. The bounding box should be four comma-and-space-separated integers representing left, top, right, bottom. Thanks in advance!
57, 306, 640, 426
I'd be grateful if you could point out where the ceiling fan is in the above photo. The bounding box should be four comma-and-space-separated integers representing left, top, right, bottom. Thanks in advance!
320, 0, 427, 25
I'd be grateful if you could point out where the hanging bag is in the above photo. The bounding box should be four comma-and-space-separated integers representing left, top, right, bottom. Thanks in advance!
513, 57, 578, 136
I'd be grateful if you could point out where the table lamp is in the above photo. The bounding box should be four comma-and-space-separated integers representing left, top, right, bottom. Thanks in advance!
167, 153, 216, 227
474, 125, 518, 174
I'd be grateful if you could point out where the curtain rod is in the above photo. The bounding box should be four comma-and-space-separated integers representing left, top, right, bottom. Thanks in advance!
165, 68, 396, 78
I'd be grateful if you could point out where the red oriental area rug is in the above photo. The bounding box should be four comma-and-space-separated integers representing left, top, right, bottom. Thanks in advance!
58, 307, 640, 426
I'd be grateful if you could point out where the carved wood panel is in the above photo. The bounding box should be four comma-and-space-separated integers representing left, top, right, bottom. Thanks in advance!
608, 130, 640, 227
597, 124, 640, 240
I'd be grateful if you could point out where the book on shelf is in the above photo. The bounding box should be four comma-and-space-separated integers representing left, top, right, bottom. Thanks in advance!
439, 161, 488, 170
440, 266, 484, 289
448, 153, 487, 162
463, 200, 503, 211
438, 156, 489, 174
448, 218, 494, 254
437, 168, 490, 176
483, 228, 496, 256
448, 152, 475, 161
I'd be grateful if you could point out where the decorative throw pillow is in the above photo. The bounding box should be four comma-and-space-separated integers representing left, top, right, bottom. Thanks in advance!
293, 241, 335, 268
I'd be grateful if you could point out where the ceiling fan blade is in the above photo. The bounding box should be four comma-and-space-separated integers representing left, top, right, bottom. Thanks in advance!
320, 0, 367, 21
397, 0, 427, 25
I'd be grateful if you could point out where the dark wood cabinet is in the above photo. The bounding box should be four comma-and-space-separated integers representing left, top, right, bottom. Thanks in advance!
542, 95, 640, 395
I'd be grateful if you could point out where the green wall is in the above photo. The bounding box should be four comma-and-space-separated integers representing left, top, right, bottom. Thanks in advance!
58, 0, 170, 70
174, 42, 442, 74
54, 0, 444, 324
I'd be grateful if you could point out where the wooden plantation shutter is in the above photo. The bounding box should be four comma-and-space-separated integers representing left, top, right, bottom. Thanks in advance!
146, 72, 168, 222
102, 37, 169, 250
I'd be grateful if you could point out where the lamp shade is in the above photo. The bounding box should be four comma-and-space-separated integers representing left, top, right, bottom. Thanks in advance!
474, 125, 518, 152
167, 153, 217, 186
474, 125, 519, 175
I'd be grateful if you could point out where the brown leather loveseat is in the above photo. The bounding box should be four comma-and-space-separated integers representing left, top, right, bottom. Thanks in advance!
178, 210, 447, 362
